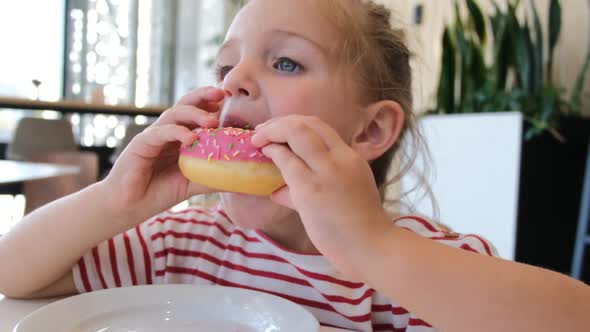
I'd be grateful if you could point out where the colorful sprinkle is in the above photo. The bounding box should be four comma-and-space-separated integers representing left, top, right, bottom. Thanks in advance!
181, 127, 270, 163
188, 140, 200, 152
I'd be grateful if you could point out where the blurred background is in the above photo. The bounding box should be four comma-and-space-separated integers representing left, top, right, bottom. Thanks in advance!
0, 0, 588, 282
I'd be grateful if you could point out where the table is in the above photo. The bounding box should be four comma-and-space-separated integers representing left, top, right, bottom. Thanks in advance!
0, 97, 166, 117
0, 160, 80, 185
0, 294, 349, 331
0, 160, 82, 233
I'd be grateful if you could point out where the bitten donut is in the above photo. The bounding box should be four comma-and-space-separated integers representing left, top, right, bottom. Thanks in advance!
178, 127, 285, 196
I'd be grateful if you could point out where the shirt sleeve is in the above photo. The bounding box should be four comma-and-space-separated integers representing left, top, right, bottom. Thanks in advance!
72, 216, 161, 293
377, 302, 439, 332
394, 215, 500, 257
405, 315, 439, 331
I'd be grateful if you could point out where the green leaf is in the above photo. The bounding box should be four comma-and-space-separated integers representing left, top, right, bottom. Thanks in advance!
509, 8, 531, 92
524, 125, 544, 140
490, 3, 504, 37
437, 27, 457, 114
548, 0, 562, 53
472, 43, 487, 88
454, 8, 473, 113
530, 0, 544, 95
540, 85, 558, 122
432, 0, 577, 139
491, 4, 509, 91
521, 22, 534, 93
548, 0, 562, 82
466, 0, 486, 42
490, 14, 500, 36
454, 1, 464, 30
510, 0, 522, 8
455, 23, 472, 66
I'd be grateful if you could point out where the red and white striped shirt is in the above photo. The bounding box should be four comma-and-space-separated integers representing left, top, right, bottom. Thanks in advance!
73, 207, 497, 332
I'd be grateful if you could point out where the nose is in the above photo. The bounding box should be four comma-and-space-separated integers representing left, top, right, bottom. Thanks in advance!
222, 61, 260, 99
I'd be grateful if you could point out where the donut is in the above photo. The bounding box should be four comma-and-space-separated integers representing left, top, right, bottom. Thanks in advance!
178, 127, 285, 196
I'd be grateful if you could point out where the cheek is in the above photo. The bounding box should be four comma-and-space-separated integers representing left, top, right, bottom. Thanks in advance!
274, 89, 359, 139
269, 81, 353, 122
269, 84, 320, 118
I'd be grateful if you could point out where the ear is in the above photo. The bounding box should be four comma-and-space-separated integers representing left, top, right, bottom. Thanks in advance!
351, 100, 405, 161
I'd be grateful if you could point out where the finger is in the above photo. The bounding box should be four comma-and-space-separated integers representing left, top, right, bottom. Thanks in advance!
126, 124, 197, 159
154, 105, 219, 128
175, 87, 225, 108
253, 119, 331, 170
300, 117, 345, 149
270, 186, 295, 210
202, 101, 222, 113
262, 143, 311, 182
256, 115, 343, 149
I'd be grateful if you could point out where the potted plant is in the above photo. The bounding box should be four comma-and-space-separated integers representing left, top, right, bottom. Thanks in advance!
403, 0, 590, 274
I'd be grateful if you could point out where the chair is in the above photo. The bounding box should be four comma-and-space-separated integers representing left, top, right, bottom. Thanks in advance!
24, 151, 98, 214
5, 117, 98, 214
6, 118, 77, 160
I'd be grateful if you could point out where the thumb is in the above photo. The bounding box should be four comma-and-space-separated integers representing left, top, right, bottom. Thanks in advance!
270, 186, 295, 210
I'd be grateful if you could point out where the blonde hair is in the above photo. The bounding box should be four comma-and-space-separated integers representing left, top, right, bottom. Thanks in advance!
319, 0, 431, 208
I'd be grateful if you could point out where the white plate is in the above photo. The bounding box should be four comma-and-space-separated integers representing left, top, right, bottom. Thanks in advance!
13, 285, 319, 332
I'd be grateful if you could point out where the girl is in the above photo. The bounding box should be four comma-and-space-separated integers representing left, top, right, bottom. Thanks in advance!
1, 0, 589, 331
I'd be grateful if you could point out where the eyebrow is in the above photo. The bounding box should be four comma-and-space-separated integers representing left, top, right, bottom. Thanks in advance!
216, 39, 237, 60
272, 29, 329, 55
216, 29, 329, 60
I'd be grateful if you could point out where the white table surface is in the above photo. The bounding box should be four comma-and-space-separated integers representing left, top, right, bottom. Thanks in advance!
0, 160, 80, 185
0, 294, 349, 332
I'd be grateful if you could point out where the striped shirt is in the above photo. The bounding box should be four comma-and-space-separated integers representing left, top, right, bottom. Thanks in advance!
73, 207, 498, 332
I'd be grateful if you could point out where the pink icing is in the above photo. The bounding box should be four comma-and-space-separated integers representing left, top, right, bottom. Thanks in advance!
179, 127, 272, 163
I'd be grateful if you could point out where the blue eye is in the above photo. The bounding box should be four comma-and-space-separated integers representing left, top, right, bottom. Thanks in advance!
273, 57, 302, 73
216, 65, 233, 81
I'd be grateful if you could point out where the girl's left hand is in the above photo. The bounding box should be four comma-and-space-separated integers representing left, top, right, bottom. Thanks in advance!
252, 115, 392, 281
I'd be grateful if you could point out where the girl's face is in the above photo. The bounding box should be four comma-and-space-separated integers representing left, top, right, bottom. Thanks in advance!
216, 0, 363, 229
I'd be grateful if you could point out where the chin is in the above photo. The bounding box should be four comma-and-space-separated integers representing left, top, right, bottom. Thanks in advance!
220, 192, 293, 229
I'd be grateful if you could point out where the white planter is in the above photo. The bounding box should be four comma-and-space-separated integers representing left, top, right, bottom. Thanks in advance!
401, 112, 523, 260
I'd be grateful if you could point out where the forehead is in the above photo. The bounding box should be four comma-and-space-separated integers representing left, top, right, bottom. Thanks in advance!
226, 0, 343, 52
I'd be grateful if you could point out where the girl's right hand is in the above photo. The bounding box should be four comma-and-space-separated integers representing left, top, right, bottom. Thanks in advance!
102, 87, 225, 226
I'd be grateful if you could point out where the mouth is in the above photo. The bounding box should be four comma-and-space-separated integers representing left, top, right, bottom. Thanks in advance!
220, 114, 257, 130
